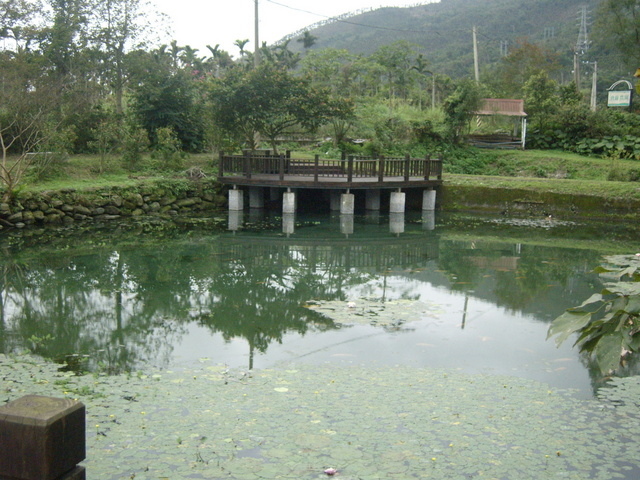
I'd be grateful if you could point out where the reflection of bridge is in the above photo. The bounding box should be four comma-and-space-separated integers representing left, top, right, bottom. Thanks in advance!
219, 233, 440, 272
218, 152, 443, 215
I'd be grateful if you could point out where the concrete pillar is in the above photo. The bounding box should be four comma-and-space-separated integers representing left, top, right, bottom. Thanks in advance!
390, 191, 406, 213
283, 191, 296, 214
282, 213, 295, 236
330, 191, 341, 211
228, 210, 243, 231
365, 190, 381, 211
390, 212, 405, 235
422, 189, 437, 211
422, 210, 435, 231
228, 188, 244, 211
340, 193, 355, 215
340, 214, 354, 236
249, 187, 264, 209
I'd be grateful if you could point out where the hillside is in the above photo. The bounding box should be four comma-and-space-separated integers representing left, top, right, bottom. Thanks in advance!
281, 0, 604, 79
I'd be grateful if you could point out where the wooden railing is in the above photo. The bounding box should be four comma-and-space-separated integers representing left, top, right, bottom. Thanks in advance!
218, 152, 443, 183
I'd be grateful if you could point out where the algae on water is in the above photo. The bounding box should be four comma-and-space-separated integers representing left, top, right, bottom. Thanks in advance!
2, 353, 640, 480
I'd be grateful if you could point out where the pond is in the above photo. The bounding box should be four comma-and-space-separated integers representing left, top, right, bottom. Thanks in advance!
2, 210, 640, 479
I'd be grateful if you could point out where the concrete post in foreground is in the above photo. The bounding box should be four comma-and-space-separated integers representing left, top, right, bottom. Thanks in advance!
228, 188, 244, 211
390, 191, 406, 213
0, 395, 86, 480
340, 192, 355, 215
422, 189, 436, 211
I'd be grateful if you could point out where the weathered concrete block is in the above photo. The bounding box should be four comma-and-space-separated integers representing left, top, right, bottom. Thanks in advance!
0, 395, 85, 480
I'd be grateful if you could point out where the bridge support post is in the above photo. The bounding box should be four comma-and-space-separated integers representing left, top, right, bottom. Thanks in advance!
422, 189, 436, 211
390, 191, 406, 213
330, 191, 341, 211
229, 188, 244, 211
283, 190, 296, 214
365, 190, 381, 211
249, 187, 264, 209
341, 192, 354, 215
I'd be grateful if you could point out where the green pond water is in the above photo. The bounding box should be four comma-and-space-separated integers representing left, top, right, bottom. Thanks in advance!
2, 211, 640, 479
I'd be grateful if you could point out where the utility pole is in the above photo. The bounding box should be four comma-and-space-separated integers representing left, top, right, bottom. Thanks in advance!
574, 6, 590, 89
254, 0, 260, 67
590, 61, 598, 111
472, 26, 479, 82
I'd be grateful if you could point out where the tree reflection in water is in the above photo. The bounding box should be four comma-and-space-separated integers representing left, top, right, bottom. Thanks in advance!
0, 213, 635, 392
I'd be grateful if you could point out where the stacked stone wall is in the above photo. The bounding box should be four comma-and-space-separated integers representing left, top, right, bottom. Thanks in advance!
0, 180, 228, 229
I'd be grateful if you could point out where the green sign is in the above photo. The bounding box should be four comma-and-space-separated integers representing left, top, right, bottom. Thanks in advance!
608, 90, 632, 107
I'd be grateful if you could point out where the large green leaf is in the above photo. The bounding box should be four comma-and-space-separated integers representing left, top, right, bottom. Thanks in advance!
595, 332, 624, 374
626, 297, 640, 315
603, 282, 640, 296
547, 310, 593, 346
574, 293, 604, 311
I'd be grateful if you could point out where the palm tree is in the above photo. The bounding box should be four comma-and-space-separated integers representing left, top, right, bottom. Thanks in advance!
234, 39, 250, 57
297, 30, 317, 50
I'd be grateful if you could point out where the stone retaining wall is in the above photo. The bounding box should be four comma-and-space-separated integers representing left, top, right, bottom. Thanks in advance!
0, 179, 228, 229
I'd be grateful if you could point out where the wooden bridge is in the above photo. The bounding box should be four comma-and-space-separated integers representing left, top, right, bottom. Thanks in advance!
217, 151, 444, 213
218, 151, 443, 189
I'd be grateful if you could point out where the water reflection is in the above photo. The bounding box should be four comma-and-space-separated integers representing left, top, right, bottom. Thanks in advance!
0, 212, 637, 396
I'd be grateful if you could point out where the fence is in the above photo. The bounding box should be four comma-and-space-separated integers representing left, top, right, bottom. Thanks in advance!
219, 152, 443, 184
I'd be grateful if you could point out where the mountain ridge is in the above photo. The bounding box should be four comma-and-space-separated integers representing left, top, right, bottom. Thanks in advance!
281, 0, 604, 79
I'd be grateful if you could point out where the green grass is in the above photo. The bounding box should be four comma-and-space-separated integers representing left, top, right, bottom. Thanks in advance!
16, 152, 218, 193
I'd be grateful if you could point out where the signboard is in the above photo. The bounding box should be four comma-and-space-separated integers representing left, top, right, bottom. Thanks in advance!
608, 90, 632, 107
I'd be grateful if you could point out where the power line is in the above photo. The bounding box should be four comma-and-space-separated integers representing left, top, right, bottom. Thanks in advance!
265, 0, 440, 35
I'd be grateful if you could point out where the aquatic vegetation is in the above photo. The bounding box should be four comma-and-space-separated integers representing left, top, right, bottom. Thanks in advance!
3, 353, 640, 480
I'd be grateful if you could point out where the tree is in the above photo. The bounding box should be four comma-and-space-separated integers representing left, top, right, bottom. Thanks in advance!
297, 30, 317, 50
210, 64, 354, 154
42, 0, 90, 78
92, 0, 152, 115
0, 0, 43, 50
522, 71, 559, 129
234, 39, 249, 58
493, 40, 561, 97
129, 49, 207, 152
442, 79, 485, 143
371, 41, 422, 103
1, 114, 42, 201
594, 0, 640, 70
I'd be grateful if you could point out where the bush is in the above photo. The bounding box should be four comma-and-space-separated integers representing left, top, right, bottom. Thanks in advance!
122, 126, 150, 172
151, 127, 186, 171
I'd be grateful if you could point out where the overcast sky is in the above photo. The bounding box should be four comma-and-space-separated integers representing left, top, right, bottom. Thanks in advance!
151, 0, 437, 57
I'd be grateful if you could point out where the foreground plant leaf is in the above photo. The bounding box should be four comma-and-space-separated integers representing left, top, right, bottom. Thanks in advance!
547, 310, 593, 346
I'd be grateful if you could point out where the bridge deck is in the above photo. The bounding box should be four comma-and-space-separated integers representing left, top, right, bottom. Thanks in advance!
217, 153, 443, 190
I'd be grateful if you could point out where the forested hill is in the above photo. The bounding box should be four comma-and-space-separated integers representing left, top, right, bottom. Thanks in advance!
282, 0, 603, 79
